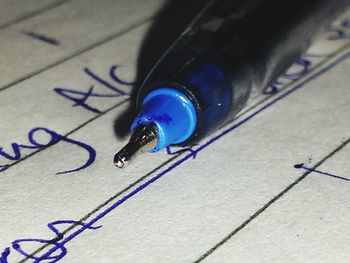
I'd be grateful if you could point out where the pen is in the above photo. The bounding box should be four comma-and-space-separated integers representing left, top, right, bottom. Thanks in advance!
114, 0, 348, 168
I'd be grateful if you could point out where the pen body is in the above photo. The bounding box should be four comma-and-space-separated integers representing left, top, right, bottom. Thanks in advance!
137, 0, 349, 146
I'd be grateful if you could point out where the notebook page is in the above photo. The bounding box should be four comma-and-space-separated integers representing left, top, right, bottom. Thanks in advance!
0, 0, 66, 29
0, 0, 162, 89
0, 1, 349, 262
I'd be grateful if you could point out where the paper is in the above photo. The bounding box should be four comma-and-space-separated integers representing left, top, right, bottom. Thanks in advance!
0, 1, 349, 262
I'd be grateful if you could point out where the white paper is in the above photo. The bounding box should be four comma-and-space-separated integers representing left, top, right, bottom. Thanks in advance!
0, 1, 349, 262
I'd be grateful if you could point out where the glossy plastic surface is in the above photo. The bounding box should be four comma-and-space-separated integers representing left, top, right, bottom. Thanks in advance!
131, 88, 197, 151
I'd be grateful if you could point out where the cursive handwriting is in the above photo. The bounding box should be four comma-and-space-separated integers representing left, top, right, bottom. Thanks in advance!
0, 248, 10, 263
264, 18, 350, 95
5, 220, 101, 263
263, 56, 314, 95
2, 47, 350, 263
54, 65, 134, 113
0, 127, 96, 175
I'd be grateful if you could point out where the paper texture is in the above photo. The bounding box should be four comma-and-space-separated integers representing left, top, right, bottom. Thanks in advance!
0, 1, 349, 262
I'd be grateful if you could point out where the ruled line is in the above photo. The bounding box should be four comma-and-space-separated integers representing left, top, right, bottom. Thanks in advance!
20, 45, 350, 262
18, 153, 181, 263
0, 99, 129, 175
294, 162, 350, 182
0, 0, 72, 31
194, 137, 350, 262
3, 43, 346, 177
0, 17, 152, 94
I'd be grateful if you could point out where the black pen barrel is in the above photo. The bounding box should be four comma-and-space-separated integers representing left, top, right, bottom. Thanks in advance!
138, 0, 349, 145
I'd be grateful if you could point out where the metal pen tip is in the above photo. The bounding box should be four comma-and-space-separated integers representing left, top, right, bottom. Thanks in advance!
114, 155, 128, 168
113, 124, 158, 169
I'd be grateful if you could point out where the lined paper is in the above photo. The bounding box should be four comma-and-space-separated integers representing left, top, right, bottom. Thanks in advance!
0, 1, 349, 262
0, 0, 67, 29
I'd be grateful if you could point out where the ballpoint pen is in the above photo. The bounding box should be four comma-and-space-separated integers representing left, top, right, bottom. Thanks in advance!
114, 0, 348, 168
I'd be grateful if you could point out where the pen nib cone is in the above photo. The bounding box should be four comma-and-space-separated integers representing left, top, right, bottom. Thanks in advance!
113, 125, 158, 169
114, 155, 128, 168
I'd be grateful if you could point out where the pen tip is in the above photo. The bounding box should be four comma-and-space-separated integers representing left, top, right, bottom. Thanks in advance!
114, 154, 127, 168
113, 124, 158, 169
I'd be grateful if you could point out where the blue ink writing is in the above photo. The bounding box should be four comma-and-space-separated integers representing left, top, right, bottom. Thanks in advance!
22, 31, 60, 46
0, 127, 96, 175
12, 220, 100, 262
263, 18, 350, 96
264, 55, 321, 95
166, 146, 197, 159
294, 163, 350, 182
0, 247, 10, 263
328, 18, 350, 40
54, 65, 134, 113
282, 58, 311, 80
54, 85, 118, 114
4, 44, 350, 263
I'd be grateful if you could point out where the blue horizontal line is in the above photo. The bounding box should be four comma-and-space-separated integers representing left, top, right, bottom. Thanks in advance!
35, 50, 350, 262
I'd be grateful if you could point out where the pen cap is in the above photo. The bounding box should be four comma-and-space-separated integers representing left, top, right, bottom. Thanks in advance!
131, 88, 197, 151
